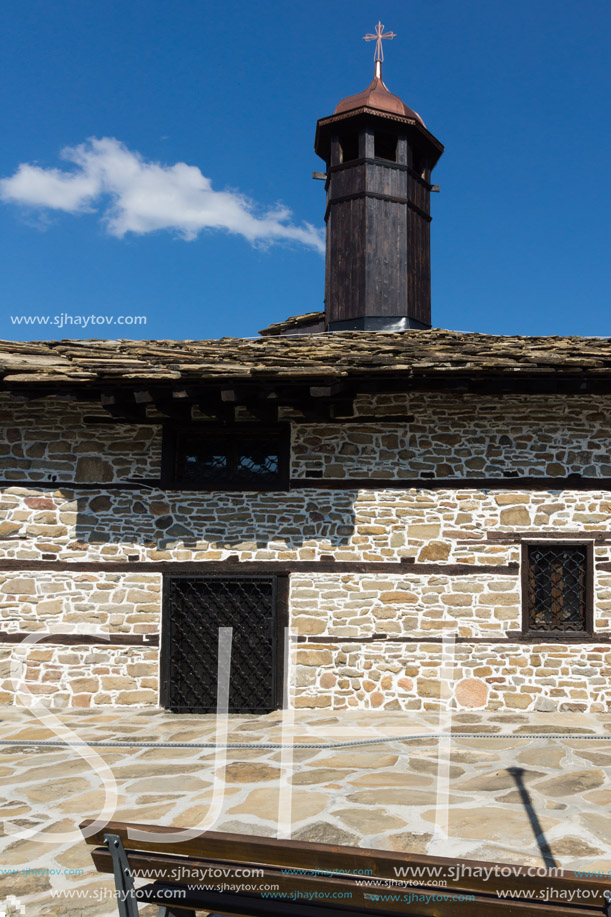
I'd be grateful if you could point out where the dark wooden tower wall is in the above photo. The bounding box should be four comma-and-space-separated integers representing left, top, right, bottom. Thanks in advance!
315, 104, 443, 332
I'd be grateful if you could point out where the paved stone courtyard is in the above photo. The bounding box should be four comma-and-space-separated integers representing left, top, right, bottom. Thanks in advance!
0, 708, 610, 915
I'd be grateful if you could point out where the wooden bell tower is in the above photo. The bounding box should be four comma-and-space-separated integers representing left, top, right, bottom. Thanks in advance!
315, 28, 444, 331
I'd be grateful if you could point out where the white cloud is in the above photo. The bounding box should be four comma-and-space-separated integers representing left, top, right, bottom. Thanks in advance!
0, 137, 324, 252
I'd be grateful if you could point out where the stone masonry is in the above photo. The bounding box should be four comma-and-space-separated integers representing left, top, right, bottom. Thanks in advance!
0, 391, 610, 712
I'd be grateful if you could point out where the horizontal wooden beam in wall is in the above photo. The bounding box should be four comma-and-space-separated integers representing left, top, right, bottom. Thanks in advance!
484, 531, 611, 545
0, 479, 162, 491
3, 631, 603, 646
290, 477, 611, 491
83, 414, 418, 426
0, 632, 159, 646
4, 476, 611, 492
0, 560, 519, 576
292, 414, 418, 424
297, 634, 611, 644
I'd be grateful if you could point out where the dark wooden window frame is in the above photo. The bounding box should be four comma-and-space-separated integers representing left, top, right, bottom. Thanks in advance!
161, 422, 290, 491
160, 573, 289, 713
520, 540, 594, 639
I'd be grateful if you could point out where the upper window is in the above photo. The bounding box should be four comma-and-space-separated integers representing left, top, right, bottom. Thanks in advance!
165, 426, 289, 490
412, 154, 428, 179
339, 133, 359, 163
374, 134, 397, 162
523, 543, 592, 634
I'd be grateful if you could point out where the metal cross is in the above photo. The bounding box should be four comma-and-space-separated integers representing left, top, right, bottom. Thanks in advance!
363, 20, 396, 64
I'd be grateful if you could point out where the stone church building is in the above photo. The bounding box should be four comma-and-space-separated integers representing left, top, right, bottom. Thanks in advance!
0, 60, 610, 715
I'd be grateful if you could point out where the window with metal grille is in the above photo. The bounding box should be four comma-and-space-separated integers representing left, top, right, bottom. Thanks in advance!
162, 576, 284, 714
164, 425, 289, 490
523, 543, 592, 634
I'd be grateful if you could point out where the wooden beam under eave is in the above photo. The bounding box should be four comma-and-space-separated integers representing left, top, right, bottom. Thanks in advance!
329, 398, 355, 418
97, 389, 149, 422
150, 395, 193, 420
247, 401, 279, 423
309, 382, 347, 398
297, 402, 333, 422
104, 403, 149, 423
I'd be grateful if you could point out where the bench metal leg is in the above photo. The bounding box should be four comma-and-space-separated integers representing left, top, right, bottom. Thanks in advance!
105, 833, 139, 917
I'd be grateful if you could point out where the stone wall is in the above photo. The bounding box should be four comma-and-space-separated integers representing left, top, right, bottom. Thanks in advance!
0, 571, 160, 706
1, 393, 610, 712
293, 643, 611, 713
0, 571, 160, 634
289, 573, 611, 713
291, 573, 519, 639
294, 392, 611, 479
2, 486, 611, 569
290, 569, 611, 639
3, 391, 611, 484
0, 644, 158, 707
0, 395, 161, 483
0, 561, 608, 712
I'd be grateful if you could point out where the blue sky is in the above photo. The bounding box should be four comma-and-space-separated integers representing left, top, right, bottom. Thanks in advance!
0, 0, 609, 341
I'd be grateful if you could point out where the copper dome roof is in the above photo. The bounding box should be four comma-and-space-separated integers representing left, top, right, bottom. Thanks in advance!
334, 75, 425, 126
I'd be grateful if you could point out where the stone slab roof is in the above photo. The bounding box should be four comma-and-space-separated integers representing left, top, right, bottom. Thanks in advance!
0, 330, 610, 386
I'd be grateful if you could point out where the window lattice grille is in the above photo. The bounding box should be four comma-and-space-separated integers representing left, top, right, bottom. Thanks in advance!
165, 577, 276, 713
526, 544, 588, 632
175, 433, 282, 488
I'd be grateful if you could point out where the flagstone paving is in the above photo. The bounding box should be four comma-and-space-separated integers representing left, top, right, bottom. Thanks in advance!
0, 708, 610, 915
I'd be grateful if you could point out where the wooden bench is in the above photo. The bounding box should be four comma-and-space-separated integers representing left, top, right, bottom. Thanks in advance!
81, 819, 611, 917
